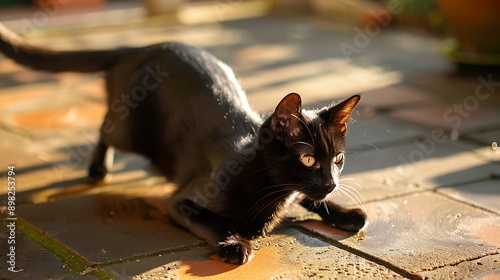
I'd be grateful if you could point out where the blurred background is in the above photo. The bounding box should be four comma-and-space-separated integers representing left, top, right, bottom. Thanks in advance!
0, 0, 464, 40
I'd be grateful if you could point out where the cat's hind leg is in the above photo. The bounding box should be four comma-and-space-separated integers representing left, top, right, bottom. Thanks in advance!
88, 135, 114, 182
167, 184, 253, 264
300, 198, 366, 231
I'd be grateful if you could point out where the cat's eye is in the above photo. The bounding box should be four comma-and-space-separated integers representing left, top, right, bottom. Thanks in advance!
300, 154, 316, 168
333, 153, 344, 164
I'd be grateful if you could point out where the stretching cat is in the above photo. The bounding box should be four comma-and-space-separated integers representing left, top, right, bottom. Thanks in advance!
0, 24, 366, 264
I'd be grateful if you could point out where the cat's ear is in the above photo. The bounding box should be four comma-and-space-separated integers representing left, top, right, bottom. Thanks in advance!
321, 95, 360, 133
271, 93, 302, 136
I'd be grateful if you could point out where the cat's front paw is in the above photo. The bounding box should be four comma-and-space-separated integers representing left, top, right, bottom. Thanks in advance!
217, 234, 254, 264
332, 208, 366, 231
321, 207, 366, 231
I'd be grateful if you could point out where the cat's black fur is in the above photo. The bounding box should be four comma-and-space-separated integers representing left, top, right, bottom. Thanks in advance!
0, 24, 366, 264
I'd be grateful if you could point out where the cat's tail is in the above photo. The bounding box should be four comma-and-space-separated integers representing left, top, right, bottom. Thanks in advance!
0, 23, 132, 73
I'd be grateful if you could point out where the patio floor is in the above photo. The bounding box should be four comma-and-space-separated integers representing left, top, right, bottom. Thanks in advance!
0, 2, 499, 279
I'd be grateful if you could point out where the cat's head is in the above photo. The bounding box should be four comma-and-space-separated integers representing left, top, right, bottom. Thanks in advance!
263, 93, 360, 201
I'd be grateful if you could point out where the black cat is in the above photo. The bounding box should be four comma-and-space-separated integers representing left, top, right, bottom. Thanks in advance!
0, 24, 366, 264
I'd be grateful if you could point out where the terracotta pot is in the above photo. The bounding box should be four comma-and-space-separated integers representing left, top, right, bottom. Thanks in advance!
437, 0, 500, 54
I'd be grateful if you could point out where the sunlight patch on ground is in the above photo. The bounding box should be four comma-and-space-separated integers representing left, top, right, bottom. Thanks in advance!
233, 44, 300, 71
346, 146, 497, 199
241, 58, 349, 90
247, 60, 403, 112
178, 0, 269, 25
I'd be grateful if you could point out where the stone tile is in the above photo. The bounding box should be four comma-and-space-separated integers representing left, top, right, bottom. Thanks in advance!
15, 152, 158, 205
0, 83, 53, 108
390, 104, 500, 132
0, 129, 89, 197
1, 159, 87, 201
0, 63, 59, 88
300, 192, 500, 274
346, 115, 431, 151
16, 181, 203, 264
412, 72, 500, 112
470, 146, 500, 166
390, 71, 500, 133
462, 127, 500, 164
341, 140, 497, 203
419, 255, 500, 280
9, 102, 106, 132
239, 58, 347, 91
0, 81, 105, 139
0, 125, 157, 198
0, 129, 33, 167
104, 229, 403, 279
246, 64, 402, 113
463, 126, 500, 146
0, 230, 97, 279
438, 180, 500, 214
359, 84, 440, 109
0, 129, 97, 195
0, 59, 24, 75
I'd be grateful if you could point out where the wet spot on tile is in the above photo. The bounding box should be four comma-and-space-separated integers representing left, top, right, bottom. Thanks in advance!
335, 192, 500, 274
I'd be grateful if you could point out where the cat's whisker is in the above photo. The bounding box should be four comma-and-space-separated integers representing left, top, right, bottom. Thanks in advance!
322, 201, 330, 215
339, 177, 361, 188
329, 190, 342, 199
338, 187, 366, 214
340, 183, 363, 198
362, 141, 379, 151
338, 188, 363, 213
339, 177, 356, 182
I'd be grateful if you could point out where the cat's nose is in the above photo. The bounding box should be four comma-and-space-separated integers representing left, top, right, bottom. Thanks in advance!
324, 182, 336, 192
